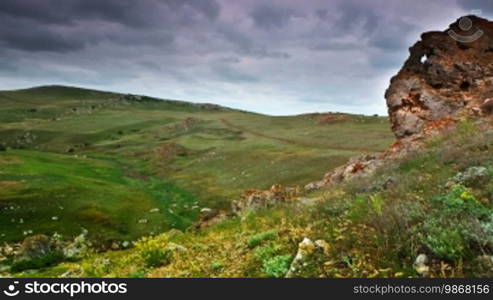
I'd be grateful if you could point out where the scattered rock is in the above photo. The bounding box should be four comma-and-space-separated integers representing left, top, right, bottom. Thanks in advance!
414, 254, 430, 276
192, 209, 228, 231
60, 266, 83, 278
232, 184, 300, 214
285, 238, 315, 278
20, 235, 53, 259
63, 230, 89, 259
111, 241, 120, 250
306, 155, 385, 191
167, 242, 187, 252
447, 166, 490, 187
285, 238, 330, 278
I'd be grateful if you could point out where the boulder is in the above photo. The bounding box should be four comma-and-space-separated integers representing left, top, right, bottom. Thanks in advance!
232, 184, 300, 215
20, 235, 52, 259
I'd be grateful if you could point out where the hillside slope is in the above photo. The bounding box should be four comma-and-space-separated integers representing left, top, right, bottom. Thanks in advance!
8, 117, 493, 278
0, 85, 394, 246
3, 16, 493, 278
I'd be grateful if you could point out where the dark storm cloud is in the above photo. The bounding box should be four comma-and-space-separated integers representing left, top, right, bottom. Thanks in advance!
250, 5, 296, 29
0, 0, 479, 115
0, 0, 220, 53
0, 0, 220, 27
0, 17, 84, 52
0, 0, 73, 25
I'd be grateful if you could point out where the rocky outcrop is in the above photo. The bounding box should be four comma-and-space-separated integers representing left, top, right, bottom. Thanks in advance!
191, 209, 229, 230
305, 155, 385, 190
235, 16, 493, 202
387, 15, 493, 138
306, 15, 493, 190
232, 184, 300, 215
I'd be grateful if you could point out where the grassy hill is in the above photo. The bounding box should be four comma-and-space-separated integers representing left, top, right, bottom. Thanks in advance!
0, 86, 394, 245
9, 118, 493, 278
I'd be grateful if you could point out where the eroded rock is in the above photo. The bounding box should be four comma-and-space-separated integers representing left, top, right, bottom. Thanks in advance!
20, 235, 53, 259
306, 16, 493, 191
386, 16, 493, 139
232, 184, 300, 215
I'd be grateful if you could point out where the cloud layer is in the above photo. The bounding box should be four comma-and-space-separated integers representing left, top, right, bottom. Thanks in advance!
0, 0, 489, 115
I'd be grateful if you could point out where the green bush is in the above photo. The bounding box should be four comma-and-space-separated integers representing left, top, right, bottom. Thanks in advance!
435, 184, 487, 217
442, 184, 476, 206
347, 195, 369, 222
247, 230, 277, 248
369, 194, 384, 216
348, 194, 383, 222
262, 254, 292, 278
134, 234, 171, 268
10, 251, 64, 273
421, 219, 466, 261
211, 261, 223, 271
253, 243, 282, 261
479, 214, 493, 248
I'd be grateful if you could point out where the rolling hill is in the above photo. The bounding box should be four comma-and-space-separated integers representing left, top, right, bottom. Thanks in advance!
0, 85, 394, 245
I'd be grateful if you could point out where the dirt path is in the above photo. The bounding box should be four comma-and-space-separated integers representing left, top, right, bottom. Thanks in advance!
220, 119, 381, 153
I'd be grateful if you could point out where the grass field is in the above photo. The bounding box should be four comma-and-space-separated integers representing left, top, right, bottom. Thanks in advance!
0, 86, 395, 244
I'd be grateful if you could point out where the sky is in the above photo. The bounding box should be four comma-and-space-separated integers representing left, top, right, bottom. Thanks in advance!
0, 0, 492, 116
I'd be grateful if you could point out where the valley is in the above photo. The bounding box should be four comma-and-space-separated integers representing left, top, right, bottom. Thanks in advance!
0, 86, 394, 245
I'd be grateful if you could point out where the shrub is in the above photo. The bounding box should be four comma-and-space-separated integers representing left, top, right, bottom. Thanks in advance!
347, 195, 369, 222
479, 214, 493, 248
262, 254, 292, 278
443, 184, 476, 206
435, 184, 486, 217
450, 167, 490, 187
253, 243, 282, 261
247, 230, 277, 248
134, 234, 171, 268
369, 194, 384, 216
211, 261, 223, 271
10, 251, 64, 273
420, 219, 467, 261
348, 193, 383, 222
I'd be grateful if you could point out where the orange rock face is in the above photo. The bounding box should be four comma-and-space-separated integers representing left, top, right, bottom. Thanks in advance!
305, 16, 493, 191
386, 15, 493, 138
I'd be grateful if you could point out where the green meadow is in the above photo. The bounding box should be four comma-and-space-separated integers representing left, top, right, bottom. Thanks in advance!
0, 86, 394, 244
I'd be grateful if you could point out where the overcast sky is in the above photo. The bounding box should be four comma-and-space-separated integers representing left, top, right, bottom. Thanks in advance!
0, 0, 491, 115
